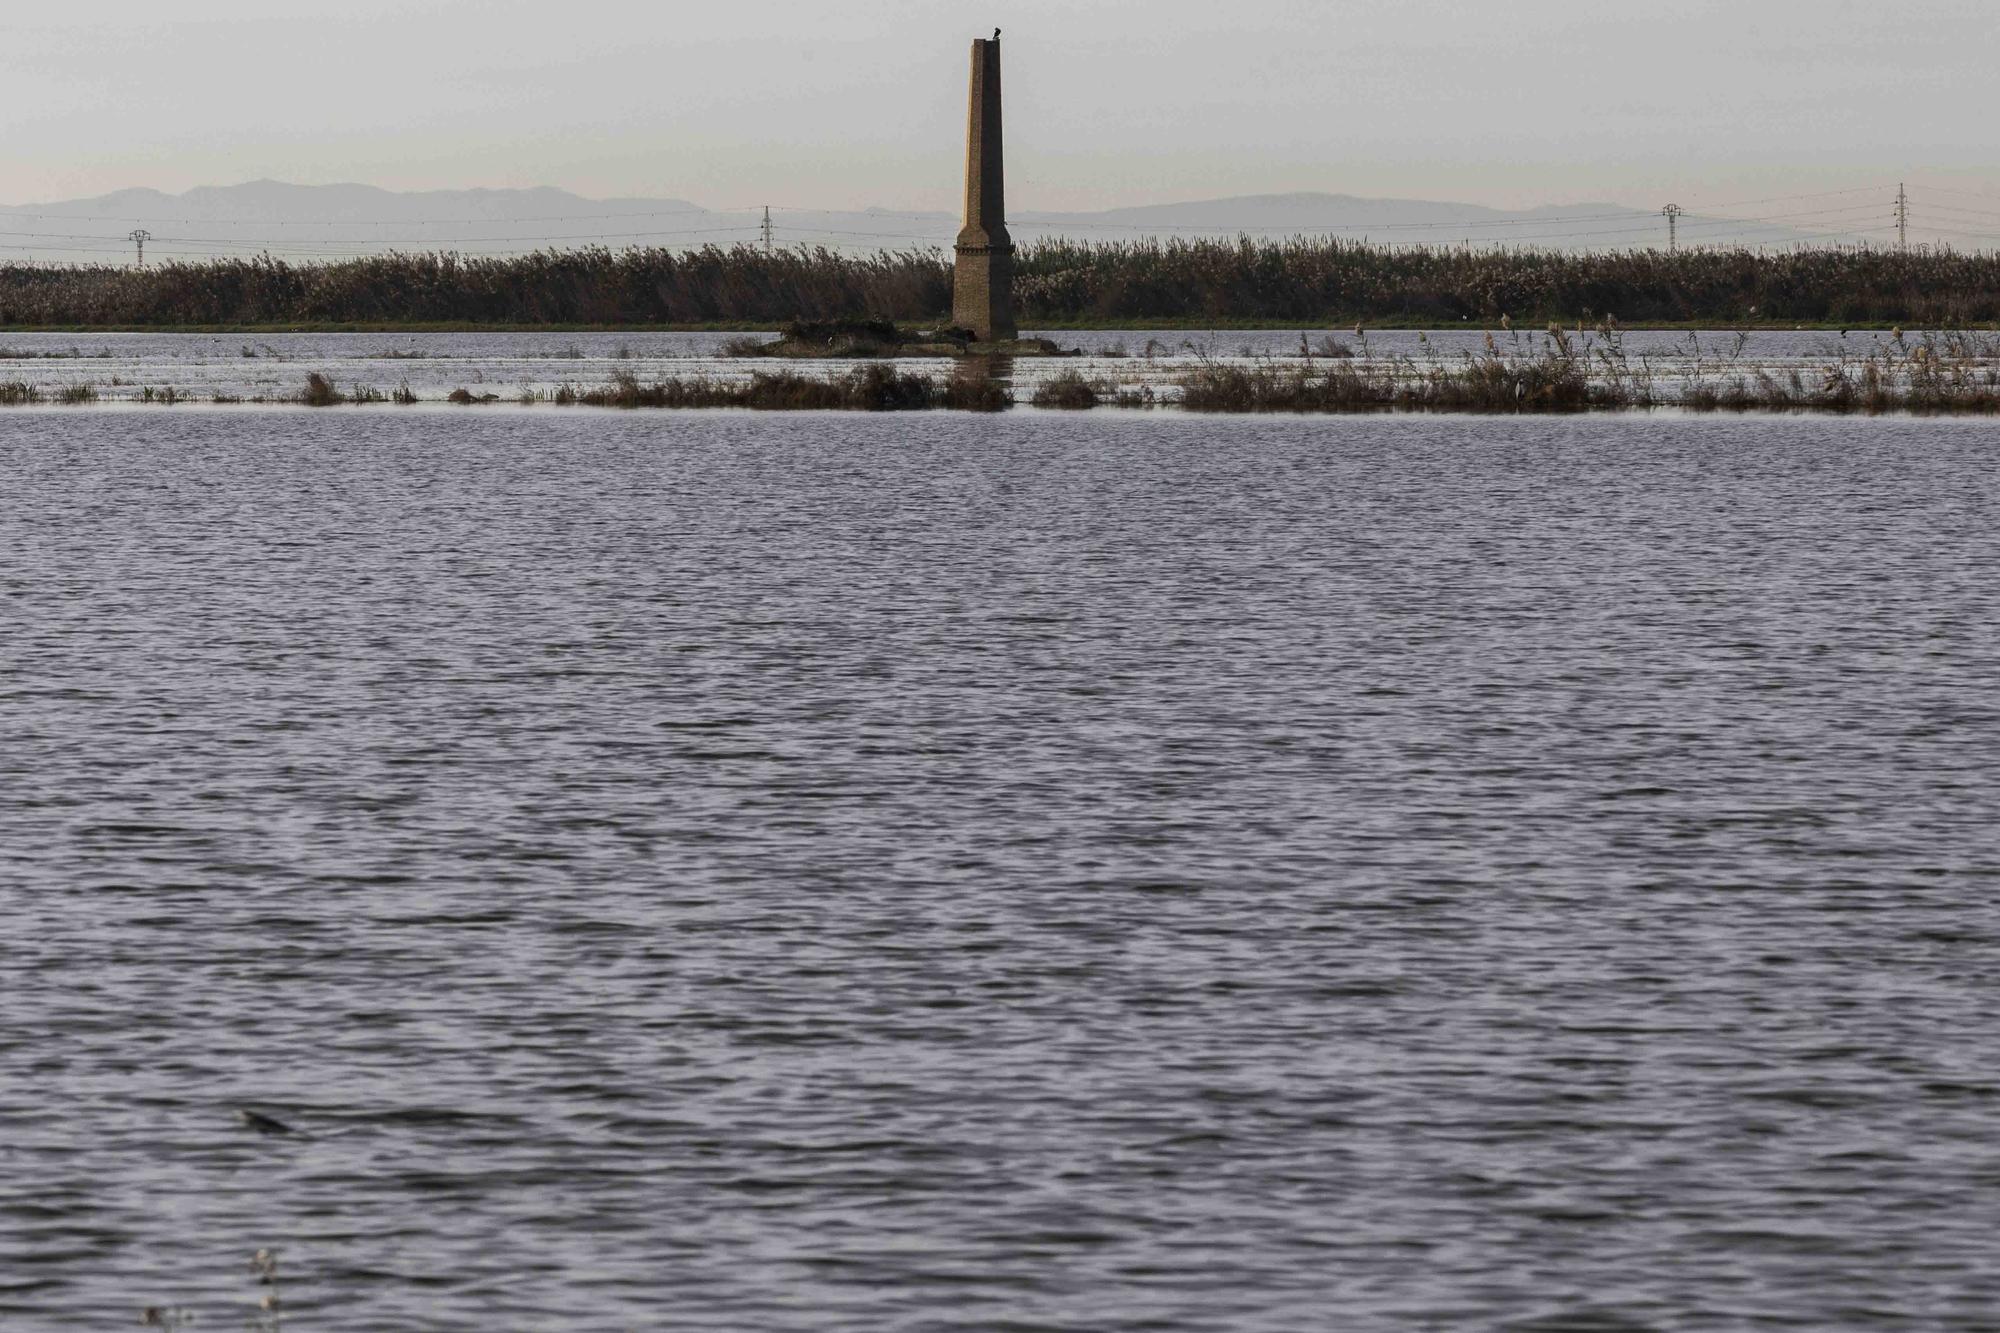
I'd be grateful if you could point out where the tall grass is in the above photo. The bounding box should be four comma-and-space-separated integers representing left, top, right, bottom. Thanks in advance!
6, 240, 2000, 328
1017, 238, 2000, 326
0, 246, 950, 327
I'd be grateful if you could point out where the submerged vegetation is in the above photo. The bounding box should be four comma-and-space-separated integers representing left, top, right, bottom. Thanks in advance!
2, 330, 1994, 414
540, 366, 1010, 411
1176, 326, 2000, 414
5, 240, 2000, 330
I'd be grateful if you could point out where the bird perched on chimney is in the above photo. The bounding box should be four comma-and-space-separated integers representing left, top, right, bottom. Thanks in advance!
994, 28, 1001, 40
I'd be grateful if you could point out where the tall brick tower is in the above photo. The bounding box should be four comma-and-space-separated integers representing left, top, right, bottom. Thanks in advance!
953, 35, 1017, 343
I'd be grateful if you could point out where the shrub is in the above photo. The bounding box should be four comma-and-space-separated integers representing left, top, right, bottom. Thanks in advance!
1030, 370, 1100, 409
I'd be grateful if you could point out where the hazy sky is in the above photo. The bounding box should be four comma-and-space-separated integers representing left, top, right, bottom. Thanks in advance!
6, 0, 1998, 222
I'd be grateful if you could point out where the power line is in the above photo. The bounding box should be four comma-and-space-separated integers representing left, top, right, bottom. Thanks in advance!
1922, 200, 2000, 224
0, 204, 723, 226
0, 222, 757, 248
780, 199, 1890, 245
1909, 182, 2000, 206
0, 188, 1967, 261
1668, 183, 1889, 211
0, 186, 1908, 239
0, 193, 1926, 260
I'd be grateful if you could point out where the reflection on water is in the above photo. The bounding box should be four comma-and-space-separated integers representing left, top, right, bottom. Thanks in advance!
3, 407, 2000, 1330
953, 353, 1014, 396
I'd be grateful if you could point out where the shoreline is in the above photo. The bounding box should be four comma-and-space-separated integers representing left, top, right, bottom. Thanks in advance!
8, 328, 1995, 415
7, 402, 2000, 418
0, 319, 1983, 335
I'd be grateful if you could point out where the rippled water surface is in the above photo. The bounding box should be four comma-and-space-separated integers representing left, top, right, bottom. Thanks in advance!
4, 406, 2000, 1331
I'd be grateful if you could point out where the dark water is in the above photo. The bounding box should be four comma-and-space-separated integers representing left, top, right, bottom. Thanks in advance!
4, 408, 1999, 1331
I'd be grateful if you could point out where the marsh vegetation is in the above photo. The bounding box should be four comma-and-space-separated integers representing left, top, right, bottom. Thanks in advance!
1, 327, 1993, 413
534, 366, 1010, 412
1175, 326, 2000, 414
1030, 370, 1102, 409
6, 241, 2000, 330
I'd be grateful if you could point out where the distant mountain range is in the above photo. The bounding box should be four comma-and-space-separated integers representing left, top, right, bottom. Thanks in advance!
0, 180, 1841, 263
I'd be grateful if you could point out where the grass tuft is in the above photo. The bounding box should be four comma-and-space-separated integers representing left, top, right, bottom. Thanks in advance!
1030, 370, 1101, 409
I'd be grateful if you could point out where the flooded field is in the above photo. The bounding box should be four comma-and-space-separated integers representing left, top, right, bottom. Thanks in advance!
0, 327, 1974, 408
4, 401, 1999, 1330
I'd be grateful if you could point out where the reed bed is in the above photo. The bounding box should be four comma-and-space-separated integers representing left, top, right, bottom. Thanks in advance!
6, 239, 2000, 329
0, 246, 949, 327
1018, 239, 2000, 327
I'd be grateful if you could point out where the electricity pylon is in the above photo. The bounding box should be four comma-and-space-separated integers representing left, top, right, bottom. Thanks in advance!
128, 229, 151, 266
1661, 204, 1683, 253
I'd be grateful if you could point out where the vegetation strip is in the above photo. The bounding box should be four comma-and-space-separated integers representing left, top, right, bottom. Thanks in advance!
7, 239, 2000, 329
538, 367, 1010, 411
5, 329, 1996, 413
1175, 327, 2000, 413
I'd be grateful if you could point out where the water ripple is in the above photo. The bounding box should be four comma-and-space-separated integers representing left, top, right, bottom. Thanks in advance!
2, 407, 1999, 1329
